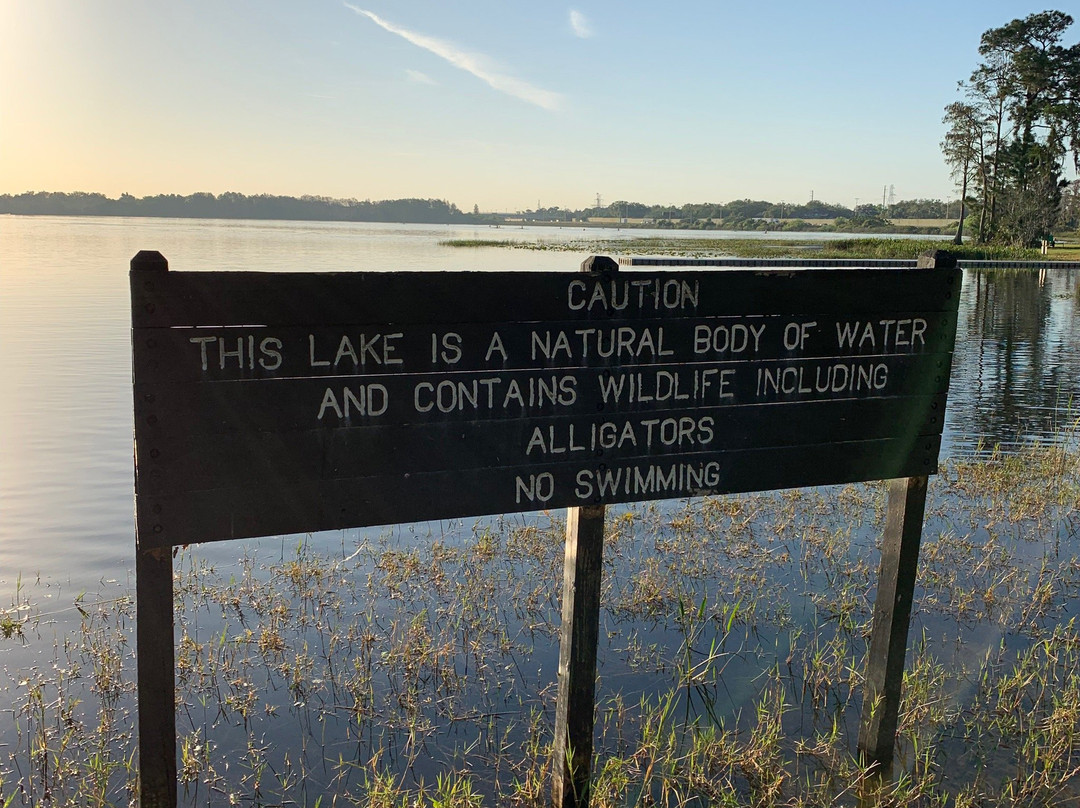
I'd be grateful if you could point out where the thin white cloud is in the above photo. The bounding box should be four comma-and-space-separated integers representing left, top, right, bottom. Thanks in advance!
344, 4, 562, 111
569, 10, 593, 39
405, 69, 437, 85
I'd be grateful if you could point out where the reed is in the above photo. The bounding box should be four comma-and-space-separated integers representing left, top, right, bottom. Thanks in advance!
2, 439, 1079, 806
439, 235, 1051, 262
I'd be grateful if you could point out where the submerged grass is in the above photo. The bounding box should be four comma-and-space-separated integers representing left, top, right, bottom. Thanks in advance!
2, 441, 1080, 806
440, 236, 1050, 262
439, 239, 520, 248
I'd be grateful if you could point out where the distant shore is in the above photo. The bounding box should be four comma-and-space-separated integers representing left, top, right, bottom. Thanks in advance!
0, 209, 958, 237
0, 191, 958, 236
496, 217, 958, 236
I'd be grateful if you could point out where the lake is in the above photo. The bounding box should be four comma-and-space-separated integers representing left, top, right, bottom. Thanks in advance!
2, 215, 1079, 804
2, 216, 1076, 593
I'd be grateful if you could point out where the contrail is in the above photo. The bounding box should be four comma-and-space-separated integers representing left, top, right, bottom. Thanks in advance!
345, 4, 562, 111
569, 10, 593, 39
405, 69, 437, 85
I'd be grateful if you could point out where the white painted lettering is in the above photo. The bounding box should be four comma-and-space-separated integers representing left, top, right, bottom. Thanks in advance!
567, 278, 700, 313
783, 323, 802, 350
335, 335, 359, 366
309, 334, 331, 367
435, 332, 462, 364
757, 362, 890, 398
567, 280, 587, 310
911, 318, 927, 347
485, 331, 508, 362
219, 337, 244, 370
317, 388, 343, 420
190, 336, 216, 371
515, 473, 554, 504
258, 337, 283, 371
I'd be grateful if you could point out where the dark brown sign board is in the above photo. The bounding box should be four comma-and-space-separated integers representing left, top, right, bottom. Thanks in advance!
132, 264, 958, 547
130, 252, 961, 807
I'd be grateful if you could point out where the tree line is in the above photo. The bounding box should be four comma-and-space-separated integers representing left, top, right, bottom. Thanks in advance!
0, 192, 470, 223
942, 10, 1080, 245
531, 197, 956, 223
0, 190, 972, 231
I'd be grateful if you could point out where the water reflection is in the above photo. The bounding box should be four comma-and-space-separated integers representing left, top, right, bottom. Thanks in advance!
947, 268, 1080, 454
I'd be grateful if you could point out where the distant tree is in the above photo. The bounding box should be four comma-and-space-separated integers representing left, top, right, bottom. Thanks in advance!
719, 199, 771, 221
788, 199, 850, 219
0, 192, 473, 224
852, 204, 885, 220
886, 199, 951, 218
942, 102, 987, 243
1061, 181, 1080, 229
945, 10, 1080, 244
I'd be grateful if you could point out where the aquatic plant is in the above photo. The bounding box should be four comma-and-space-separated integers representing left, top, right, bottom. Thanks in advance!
1, 442, 1079, 805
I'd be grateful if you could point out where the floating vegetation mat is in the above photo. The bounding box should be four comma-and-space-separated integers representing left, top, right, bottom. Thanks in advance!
3, 440, 1080, 806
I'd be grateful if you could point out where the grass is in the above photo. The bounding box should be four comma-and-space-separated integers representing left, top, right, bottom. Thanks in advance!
2, 439, 1080, 806
439, 240, 520, 249
440, 235, 1078, 263
1048, 246, 1080, 261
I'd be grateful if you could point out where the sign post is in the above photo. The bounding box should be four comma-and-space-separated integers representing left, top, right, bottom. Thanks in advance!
552, 256, 617, 807
857, 250, 957, 774
552, 504, 607, 807
858, 475, 929, 771
130, 254, 960, 806
131, 250, 177, 808
135, 544, 176, 808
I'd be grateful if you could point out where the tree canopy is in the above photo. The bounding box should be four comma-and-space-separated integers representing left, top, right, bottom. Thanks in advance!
942, 10, 1080, 245
0, 192, 469, 224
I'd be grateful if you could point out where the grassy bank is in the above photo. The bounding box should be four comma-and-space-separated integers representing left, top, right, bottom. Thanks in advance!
441, 236, 1073, 262
3, 438, 1080, 806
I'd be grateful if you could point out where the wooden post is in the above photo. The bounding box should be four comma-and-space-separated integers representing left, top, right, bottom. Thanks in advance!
136, 545, 177, 807
857, 475, 928, 772
552, 255, 616, 808
858, 250, 956, 770
858, 248, 957, 771
132, 250, 178, 808
552, 505, 606, 808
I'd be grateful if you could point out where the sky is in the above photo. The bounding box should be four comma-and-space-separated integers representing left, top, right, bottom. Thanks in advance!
0, 0, 1074, 212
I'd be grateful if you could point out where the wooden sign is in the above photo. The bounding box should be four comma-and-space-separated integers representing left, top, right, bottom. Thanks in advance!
132, 265, 959, 548
129, 252, 962, 808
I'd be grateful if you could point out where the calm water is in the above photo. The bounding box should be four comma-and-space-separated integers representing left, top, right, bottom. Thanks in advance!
2, 215, 1076, 593
2, 215, 1079, 800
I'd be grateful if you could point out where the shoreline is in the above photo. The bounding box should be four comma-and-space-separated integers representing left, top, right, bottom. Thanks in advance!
0, 209, 955, 237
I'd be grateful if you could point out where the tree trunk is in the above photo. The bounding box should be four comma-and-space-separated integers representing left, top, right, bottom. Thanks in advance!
987, 96, 1005, 239
953, 171, 968, 245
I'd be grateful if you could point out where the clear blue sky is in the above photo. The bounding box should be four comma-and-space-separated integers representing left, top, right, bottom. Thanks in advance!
0, 1, 1072, 212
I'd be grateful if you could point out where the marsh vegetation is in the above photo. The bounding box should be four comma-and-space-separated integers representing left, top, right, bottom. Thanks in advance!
3, 435, 1080, 806
439, 236, 1057, 262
